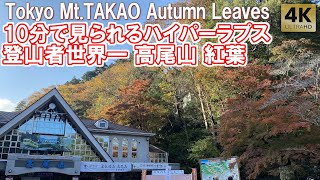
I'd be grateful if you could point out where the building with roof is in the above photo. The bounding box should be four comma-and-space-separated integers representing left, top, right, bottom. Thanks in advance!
0, 89, 177, 180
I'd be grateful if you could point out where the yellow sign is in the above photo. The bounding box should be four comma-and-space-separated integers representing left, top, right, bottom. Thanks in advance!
281, 4, 316, 32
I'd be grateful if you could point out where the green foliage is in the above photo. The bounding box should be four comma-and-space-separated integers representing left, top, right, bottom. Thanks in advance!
65, 76, 81, 85
188, 136, 220, 163
81, 66, 108, 82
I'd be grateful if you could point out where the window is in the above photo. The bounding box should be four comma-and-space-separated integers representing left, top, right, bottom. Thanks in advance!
5, 116, 102, 162
99, 122, 107, 128
32, 117, 65, 135
94, 135, 109, 153
150, 152, 167, 163
132, 140, 137, 159
122, 139, 128, 158
95, 120, 108, 129
112, 138, 119, 158
0, 103, 102, 162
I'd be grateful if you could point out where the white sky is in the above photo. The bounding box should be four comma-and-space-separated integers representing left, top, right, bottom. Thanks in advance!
0, 98, 16, 111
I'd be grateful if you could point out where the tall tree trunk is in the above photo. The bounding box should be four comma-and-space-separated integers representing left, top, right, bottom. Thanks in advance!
197, 85, 208, 129
204, 93, 215, 127
174, 90, 190, 146
204, 95, 218, 147
189, 70, 209, 130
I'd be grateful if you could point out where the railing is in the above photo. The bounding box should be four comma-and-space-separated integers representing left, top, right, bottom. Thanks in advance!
149, 152, 168, 163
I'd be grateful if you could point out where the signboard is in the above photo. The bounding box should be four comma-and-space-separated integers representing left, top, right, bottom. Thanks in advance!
152, 170, 184, 175
165, 166, 171, 180
146, 175, 192, 180
20, 133, 72, 151
80, 162, 132, 172
6, 154, 80, 176
281, 4, 316, 32
200, 157, 240, 180
23, 159, 66, 169
133, 163, 168, 170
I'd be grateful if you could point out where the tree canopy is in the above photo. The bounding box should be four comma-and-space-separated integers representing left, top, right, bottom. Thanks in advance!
16, 0, 320, 179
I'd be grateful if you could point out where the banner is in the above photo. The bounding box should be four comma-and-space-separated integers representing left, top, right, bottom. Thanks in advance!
80, 162, 132, 172
152, 170, 184, 175
132, 163, 168, 170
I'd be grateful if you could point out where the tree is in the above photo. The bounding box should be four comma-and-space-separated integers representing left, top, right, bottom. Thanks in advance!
58, 83, 93, 119
15, 100, 27, 111
18, 1, 320, 178
81, 66, 108, 82
104, 79, 168, 132
218, 63, 320, 179
188, 136, 220, 164
65, 76, 81, 85
25, 86, 55, 106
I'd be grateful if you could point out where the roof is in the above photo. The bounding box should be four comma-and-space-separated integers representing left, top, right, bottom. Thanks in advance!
81, 119, 154, 136
149, 145, 167, 153
0, 111, 154, 136
0, 111, 20, 125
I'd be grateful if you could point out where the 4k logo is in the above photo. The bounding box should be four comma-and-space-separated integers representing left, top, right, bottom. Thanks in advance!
281, 4, 316, 32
